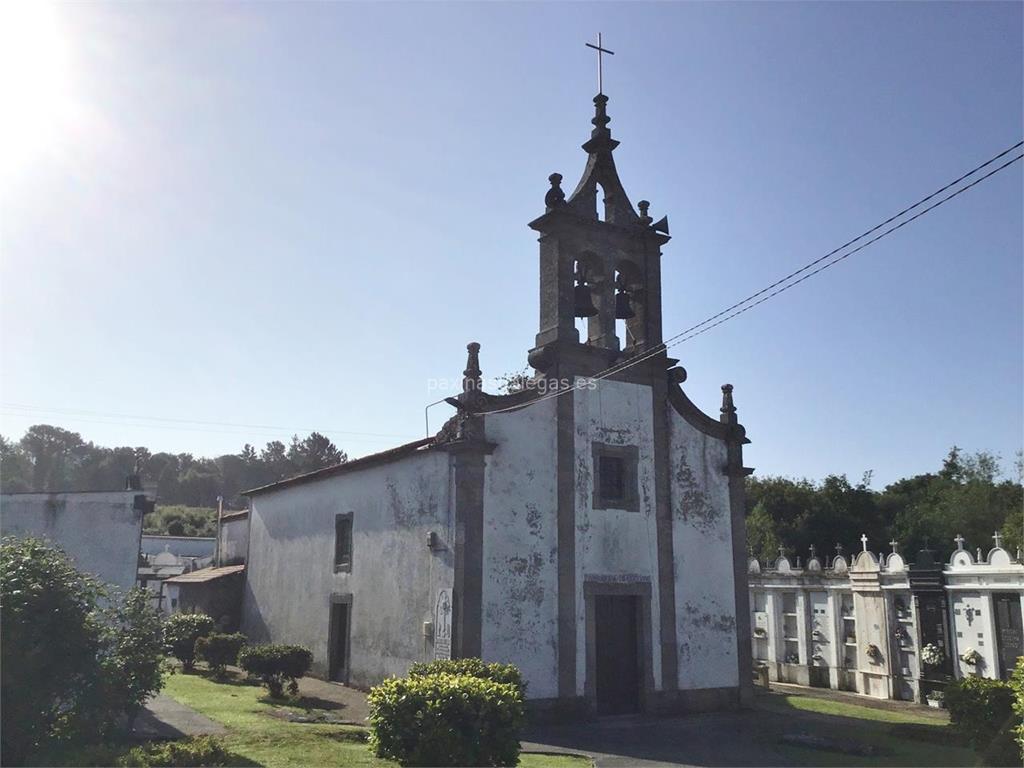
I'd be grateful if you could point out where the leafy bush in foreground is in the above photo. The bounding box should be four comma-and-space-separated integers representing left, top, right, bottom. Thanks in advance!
119, 736, 239, 767
237, 644, 312, 698
945, 674, 1016, 764
368, 672, 525, 766
1, 537, 164, 765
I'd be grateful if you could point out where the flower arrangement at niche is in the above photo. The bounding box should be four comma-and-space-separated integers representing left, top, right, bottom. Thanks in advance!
753, 627, 767, 638
864, 643, 882, 661
921, 643, 944, 666
959, 647, 982, 666
893, 625, 910, 646
784, 652, 800, 664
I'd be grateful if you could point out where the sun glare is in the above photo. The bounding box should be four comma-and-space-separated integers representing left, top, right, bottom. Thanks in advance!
0, 1, 76, 180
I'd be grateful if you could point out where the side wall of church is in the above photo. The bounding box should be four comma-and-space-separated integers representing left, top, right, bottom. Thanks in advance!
241, 451, 453, 686
480, 398, 560, 699
574, 379, 662, 696
668, 409, 740, 690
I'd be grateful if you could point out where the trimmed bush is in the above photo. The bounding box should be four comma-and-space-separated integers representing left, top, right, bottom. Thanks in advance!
945, 675, 1015, 751
119, 736, 238, 767
237, 644, 312, 698
195, 633, 247, 677
164, 613, 215, 670
408, 658, 526, 696
368, 673, 525, 767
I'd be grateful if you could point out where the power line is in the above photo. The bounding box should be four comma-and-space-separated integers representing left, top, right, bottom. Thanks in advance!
480, 144, 1023, 417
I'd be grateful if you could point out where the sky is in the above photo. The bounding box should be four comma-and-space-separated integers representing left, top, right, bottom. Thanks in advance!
1, 1, 1021, 488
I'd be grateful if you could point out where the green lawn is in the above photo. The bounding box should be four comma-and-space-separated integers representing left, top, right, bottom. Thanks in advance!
757, 692, 981, 767
163, 673, 589, 768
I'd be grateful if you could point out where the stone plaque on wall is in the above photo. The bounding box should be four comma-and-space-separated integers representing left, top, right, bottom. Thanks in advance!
755, 611, 768, 633
434, 589, 453, 660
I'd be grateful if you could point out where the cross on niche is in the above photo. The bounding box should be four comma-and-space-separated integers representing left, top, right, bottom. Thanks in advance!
835, 543, 844, 556
954, 533, 965, 551
585, 33, 615, 95
778, 545, 786, 558
809, 544, 816, 557
890, 539, 899, 554
860, 533, 869, 552
992, 531, 1003, 549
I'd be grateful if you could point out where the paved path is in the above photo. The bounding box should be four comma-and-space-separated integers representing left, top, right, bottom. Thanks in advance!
131, 694, 226, 741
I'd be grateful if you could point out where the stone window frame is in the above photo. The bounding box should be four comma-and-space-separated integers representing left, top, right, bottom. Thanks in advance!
334, 512, 353, 573
591, 442, 639, 512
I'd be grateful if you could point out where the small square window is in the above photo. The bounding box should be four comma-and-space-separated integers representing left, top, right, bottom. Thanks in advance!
591, 443, 639, 511
335, 514, 353, 572
599, 456, 625, 501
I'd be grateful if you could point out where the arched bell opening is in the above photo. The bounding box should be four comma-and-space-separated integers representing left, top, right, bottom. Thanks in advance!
614, 260, 644, 350
573, 253, 605, 343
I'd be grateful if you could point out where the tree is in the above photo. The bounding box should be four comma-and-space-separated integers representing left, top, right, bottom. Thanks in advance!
287, 432, 346, 474
19, 424, 84, 491
0, 537, 164, 763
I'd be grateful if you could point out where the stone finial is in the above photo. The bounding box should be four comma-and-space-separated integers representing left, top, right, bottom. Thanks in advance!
796, 556, 802, 568
592, 93, 611, 136
976, 547, 983, 562
954, 533, 965, 551
720, 384, 737, 425
638, 200, 653, 225
462, 342, 482, 394
545, 173, 566, 210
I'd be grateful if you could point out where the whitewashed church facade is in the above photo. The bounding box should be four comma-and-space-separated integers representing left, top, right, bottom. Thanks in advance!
242, 94, 752, 716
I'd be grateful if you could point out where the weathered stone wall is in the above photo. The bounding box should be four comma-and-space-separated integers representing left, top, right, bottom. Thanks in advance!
574, 379, 662, 696
481, 398, 560, 699
1, 490, 145, 591
219, 515, 249, 565
668, 410, 740, 690
241, 450, 452, 685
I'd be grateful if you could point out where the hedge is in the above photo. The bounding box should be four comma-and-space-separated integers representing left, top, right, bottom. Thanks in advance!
237, 644, 312, 698
368, 673, 524, 766
408, 658, 526, 696
195, 633, 247, 677
945, 674, 1018, 765
164, 613, 215, 670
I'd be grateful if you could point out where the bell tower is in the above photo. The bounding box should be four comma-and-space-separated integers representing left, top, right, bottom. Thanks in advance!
527, 93, 671, 379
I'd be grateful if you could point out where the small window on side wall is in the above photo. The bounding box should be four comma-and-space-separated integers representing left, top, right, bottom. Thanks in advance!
335, 513, 353, 572
592, 443, 639, 512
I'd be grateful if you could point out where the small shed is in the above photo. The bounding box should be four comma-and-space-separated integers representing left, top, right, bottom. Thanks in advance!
163, 564, 246, 631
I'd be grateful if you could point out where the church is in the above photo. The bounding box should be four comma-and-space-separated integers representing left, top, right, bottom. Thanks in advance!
241, 90, 754, 716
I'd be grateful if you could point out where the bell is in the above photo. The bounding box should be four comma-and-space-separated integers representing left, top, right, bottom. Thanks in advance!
615, 288, 635, 319
573, 282, 598, 317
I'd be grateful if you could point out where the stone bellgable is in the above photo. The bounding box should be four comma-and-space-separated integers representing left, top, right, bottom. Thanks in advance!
240, 89, 753, 718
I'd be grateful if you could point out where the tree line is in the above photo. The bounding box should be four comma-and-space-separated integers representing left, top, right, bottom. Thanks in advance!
746, 447, 1023, 566
0, 424, 348, 510
2, 426, 1020, 560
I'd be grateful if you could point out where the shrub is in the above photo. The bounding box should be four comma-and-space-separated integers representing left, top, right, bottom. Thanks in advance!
368, 673, 525, 766
945, 675, 1015, 751
408, 658, 526, 696
119, 736, 237, 767
237, 644, 312, 698
1010, 657, 1024, 761
164, 613, 215, 670
195, 633, 247, 677
0, 537, 165, 765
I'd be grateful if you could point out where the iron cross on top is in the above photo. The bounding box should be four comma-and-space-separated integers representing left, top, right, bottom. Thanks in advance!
585, 33, 615, 95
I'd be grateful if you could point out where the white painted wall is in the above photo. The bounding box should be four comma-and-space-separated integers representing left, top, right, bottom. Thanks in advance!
668, 409, 739, 690
242, 450, 452, 685
574, 379, 662, 695
219, 516, 249, 565
481, 398, 560, 699
1, 490, 144, 591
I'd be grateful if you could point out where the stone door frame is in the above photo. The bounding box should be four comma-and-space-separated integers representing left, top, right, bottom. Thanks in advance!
583, 579, 656, 714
